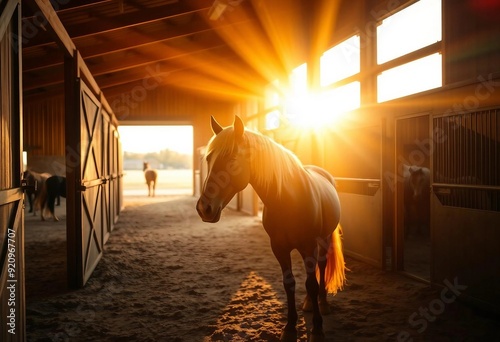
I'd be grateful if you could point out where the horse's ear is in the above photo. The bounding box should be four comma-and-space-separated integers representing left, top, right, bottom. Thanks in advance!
211, 116, 223, 135
233, 115, 244, 141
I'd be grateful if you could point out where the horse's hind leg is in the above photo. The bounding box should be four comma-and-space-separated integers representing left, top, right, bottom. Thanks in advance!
302, 238, 330, 315
38, 191, 47, 221
48, 194, 59, 221
152, 181, 156, 197
301, 246, 325, 341
317, 237, 331, 315
271, 243, 297, 342
27, 192, 34, 213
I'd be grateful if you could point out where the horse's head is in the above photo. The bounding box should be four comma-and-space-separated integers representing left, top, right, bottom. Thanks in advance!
196, 115, 251, 223
408, 166, 428, 200
143, 162, 149, 171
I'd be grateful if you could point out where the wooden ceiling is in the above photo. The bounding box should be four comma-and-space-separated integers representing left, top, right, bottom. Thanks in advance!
21, 0, 309, 102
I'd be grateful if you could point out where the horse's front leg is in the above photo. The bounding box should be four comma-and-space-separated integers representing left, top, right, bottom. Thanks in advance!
271, 243, 297, 342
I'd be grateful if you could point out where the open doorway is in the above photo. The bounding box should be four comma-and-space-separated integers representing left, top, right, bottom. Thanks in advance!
396, 115, 431, 281
118, 125, 194, 196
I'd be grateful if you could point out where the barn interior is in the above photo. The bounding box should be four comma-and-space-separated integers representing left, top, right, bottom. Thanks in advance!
1, 0, 500, 340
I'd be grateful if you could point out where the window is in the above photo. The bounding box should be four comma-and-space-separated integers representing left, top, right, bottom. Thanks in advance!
318, 35, 361, 119
323, 81, 361, 115
377, 0, 442, 102
377, 0, 441, 64
378, 53, 442, 102
320, 35, 360, 86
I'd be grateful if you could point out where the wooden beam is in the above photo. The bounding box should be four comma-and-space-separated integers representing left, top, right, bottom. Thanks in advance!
24, 0, 77, 58
0, 0, 20, 41
87, 42, 230, 76
24, 44, 241, 91
22, 17, 250, 72
25, 0, 121, 126
23, 0, 211, 48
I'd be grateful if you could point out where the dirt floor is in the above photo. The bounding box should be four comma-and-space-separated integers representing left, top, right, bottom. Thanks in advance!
25, 195, 499, 341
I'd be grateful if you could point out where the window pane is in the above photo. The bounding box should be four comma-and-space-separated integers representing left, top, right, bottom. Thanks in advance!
320, 35, 360, 86
285, 82, 360, 126
377, 0, 441, 64
377, 53, 442, 102
323, 82, 361, 114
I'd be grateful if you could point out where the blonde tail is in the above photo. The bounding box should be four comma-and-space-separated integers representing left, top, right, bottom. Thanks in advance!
322, 223, 347, 294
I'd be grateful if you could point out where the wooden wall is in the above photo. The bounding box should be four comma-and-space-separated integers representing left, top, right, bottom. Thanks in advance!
23, 94, 66, 175
444, 0, 500, 84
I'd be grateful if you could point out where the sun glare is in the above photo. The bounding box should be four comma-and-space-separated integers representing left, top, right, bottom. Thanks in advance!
285, 87, 358, 129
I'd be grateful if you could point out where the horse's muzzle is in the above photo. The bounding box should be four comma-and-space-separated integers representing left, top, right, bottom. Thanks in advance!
196, 198, 222, 223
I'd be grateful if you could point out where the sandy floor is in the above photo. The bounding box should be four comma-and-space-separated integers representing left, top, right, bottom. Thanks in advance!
25, 195, 499, 341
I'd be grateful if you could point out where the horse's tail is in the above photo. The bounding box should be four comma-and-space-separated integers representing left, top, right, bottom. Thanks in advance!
36, 179, 48, 213
322, 223, 347, 294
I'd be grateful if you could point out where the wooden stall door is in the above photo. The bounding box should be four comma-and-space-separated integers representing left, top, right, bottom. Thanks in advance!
432, 109, 500, 311
66, 80, 106, 288
395, 115, 431, 281
0, 1, 25, 340
80, 84, 105, 285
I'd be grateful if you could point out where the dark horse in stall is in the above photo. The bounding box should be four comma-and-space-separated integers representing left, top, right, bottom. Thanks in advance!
403, 165, 431, 237
39, 175, 66, 222
143, 162, 158, 197
196, 116, 347, 342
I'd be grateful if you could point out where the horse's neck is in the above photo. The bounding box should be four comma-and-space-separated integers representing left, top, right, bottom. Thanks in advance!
249, 176, 278, 206
248, 136, 303, 206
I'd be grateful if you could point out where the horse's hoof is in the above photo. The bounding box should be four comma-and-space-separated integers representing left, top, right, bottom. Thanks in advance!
309, 330, 325, 342
309, 334, 325, 342
280, 328, 297, 342
54, 216, 59, 222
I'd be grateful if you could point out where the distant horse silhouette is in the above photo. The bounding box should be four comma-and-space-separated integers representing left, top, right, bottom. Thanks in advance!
143, 162, 158, 197
23, 170, 51, 216
39, 175, 66, 221
196, 116, 347, 342
403, 165, 430, 237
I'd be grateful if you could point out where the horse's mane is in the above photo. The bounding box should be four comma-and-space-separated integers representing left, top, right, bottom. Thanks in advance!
206, 127, 303, 196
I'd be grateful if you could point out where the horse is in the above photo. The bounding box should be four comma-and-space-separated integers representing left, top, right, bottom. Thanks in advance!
22, 170, 52, 216
403, 165, 430, 238
143, 162, 158, 197
38, 175, 66, 221
196, 116, 347, 342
